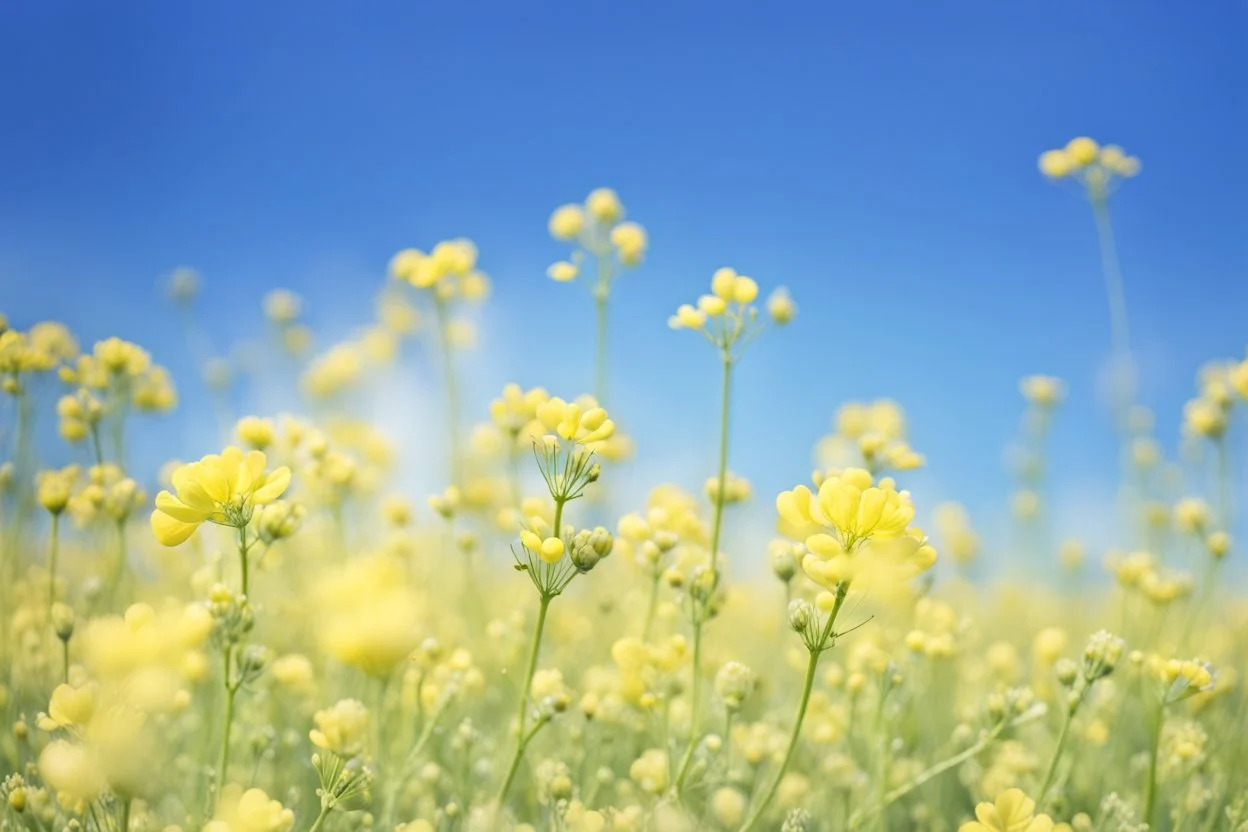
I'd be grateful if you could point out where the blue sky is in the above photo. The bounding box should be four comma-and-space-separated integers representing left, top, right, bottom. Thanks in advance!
2, 1, 1246, 567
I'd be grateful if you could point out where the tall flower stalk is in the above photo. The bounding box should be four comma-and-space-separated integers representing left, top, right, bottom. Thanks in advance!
389, 238, 492, 488
546, 188, 648, 405
1038, 138, 1140, 433
742, 466, 934, 828
495, 397, 616, 815
668, 268, 794, 794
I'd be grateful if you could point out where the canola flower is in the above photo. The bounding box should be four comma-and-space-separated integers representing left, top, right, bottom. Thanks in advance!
1039, 137, 1139, 427
2, 154, 1247, 832
547, 188, 648, 403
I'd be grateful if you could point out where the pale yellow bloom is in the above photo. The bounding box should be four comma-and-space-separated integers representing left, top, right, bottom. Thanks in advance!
150, 447, 291, 545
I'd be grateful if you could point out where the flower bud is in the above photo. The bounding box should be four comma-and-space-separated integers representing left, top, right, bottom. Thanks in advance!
714, 661, 756, 712
1055, 658, 1079, 687
51, 602, 75, 641
787, 600, 815, 636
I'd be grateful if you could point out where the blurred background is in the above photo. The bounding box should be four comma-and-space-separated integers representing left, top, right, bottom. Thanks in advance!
2, 0, 1245, 567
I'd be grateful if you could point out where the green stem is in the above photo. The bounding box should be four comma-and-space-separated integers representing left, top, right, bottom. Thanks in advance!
507, 444, 523, 510
641, 571, 661, 642
118, 796, 131, 832
215, 647, 237, 800
850, 719, 1007, 828
1144, 703, 1165, 827
673, 619, 705, 792
1091, 197, 1131, 376
496, 594, 552, 807
307, 804, 331, 832
89, 424, 105, 468
61, 639, 70, 685
1216, 436, 1231, 531
1037, 698, 1078, 806
739, 586, 847, 831
673, 356, 735, 795
47, 513, 60, 619
238, 525, 251, 597
594, 274, 609, 405
708, 355, 733, 588
433, 298, 462, 488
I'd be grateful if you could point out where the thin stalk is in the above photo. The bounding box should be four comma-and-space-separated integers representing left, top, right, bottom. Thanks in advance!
433, 298, 462, 488
739, 587, 847, 831
89, 424, 105, 468
673, 620, 705, 791
1037, 703, 1076, 806
61, 639, 70, 685
215, 645, 237, 800
307, 805, 331, 832
1091, 197, 1131, 377
850, 719, 1008, 828
238, 525, 251, 598
708, 355, 733, 588
1216, 436, 1231, 531
1144, 703, 1165, 828
673, 356, 735, 793
118, 797, 131, 832
47, 513, 60, 619
496, 594, 552, 807
641, 571, 661, 642
594, 270, 610, 405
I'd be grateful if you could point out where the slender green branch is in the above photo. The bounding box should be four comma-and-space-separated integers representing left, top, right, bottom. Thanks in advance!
215, 646, 237, 800
433, 298, 462, 488
47, 513, 60, 620
496, 594, 552, 808
739, 586, 847, 831
849, 718, 1008, 829
1144, 702, 1165, 827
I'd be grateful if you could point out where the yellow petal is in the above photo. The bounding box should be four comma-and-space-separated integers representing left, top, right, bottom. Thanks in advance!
172, 464, 217, 512
195, 456, 232, 504
151, 510, 201, 546
155, 490, 210, 523
251, 467, 291, 504
776, 486, 813, 527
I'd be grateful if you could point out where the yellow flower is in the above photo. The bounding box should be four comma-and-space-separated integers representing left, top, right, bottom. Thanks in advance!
1064, 137, 1100, 166
42, 684, 95, 732
36, 465, 79, 515
262, 289, 302, 325
777, 468, 913, 546
309, 699, 369, 758
767, 288, 797, 324
1020, 375, 1065, 407
490, 383, 550, 435
547, 261, 579, 282
39, 740, 105, 804
1183, 397, 1226, 439
610, 222, 648, 266
548, 203, 586, 240
535, 398, 615, 444
93, 337, 150, 376
1037, 149, 1074, 179
668, 304, 707, 330
959, 789, 1055, 832
235, 416, 276, 450
206, 785, 295, 832
150, 447, 291, 546
585, 187, 624, 223
628, 748, 669, 795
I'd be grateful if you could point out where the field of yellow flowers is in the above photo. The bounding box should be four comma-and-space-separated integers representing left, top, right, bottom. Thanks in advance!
1, 138, 1245, 832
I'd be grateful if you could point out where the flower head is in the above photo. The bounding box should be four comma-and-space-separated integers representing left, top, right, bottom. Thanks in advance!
150, 447, 291, 546
959, 788, 1056, 832
310, 699, 369, 759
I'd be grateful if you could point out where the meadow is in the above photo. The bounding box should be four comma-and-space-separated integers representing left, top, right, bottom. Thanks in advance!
1, 137, 1245, 832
